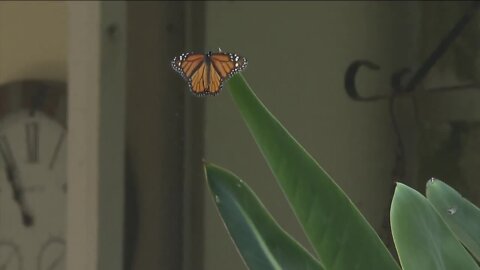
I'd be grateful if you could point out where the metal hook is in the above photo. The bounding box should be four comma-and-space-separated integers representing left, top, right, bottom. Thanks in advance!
344, 60, 391, 101
346, 4, 480, 247
345, 1, 480, 102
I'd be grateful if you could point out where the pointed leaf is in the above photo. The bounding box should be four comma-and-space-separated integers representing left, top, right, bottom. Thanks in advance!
426, 179, 480, 261
391, 183, 479, 270
205, 163, 324, 270
226, 74, 399, 270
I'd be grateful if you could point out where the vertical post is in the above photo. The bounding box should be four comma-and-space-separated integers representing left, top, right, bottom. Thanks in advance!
98, 2, 127, 270
126, 2, 200, 269
67, 3, 100, 269
183, 2, 206, 270
67, 2, 126, 270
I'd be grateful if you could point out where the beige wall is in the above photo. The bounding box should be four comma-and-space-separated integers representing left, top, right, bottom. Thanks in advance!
203, 2, 419, 269
0, 2, 429, 269
0, 1, 66, 84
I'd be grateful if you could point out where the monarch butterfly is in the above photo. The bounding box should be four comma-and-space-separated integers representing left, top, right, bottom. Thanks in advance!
171, 50, 248, 96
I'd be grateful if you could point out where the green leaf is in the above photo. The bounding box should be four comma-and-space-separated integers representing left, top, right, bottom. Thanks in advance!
390, 183, 479, 270
227, 74, 399, 270
205, 163, 324, 270
426, 179, 480, 261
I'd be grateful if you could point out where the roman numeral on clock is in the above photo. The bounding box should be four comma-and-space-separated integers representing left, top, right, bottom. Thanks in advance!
25, 122, 39, 163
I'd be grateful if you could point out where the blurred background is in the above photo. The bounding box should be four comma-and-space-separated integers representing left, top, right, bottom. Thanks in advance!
0, 1, 478, 270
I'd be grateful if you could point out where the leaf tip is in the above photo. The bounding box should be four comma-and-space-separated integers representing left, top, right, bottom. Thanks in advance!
426, 177, 441, 188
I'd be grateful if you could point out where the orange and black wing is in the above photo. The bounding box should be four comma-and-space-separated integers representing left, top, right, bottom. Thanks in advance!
189, 61, 209, 95
208, 52, 248, 95
171, 52, 209, 95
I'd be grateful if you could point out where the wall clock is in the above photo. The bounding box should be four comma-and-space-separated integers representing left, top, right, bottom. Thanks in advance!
0, 80, 67, 270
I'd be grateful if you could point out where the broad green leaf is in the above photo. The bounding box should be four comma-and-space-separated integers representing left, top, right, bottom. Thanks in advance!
391, 183, 479, 270
426, 179, 480, 261
205, 163, 324, 270
227, 74, 399, 270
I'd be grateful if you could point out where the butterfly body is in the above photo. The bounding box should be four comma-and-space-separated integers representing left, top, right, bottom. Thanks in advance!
171, 51, 247, 96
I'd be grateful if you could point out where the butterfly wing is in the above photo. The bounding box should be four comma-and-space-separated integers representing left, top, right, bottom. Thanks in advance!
208, 61, 222, 94
208, 52, 248, 94
190, 61, 209, 95
171, 52, 204, 78
172, 52, 211, 95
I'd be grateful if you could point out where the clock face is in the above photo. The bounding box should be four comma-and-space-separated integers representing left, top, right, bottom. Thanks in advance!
0, 109, 66, 270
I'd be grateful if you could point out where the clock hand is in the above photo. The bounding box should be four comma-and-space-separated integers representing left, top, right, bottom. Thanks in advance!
5, 165, 34, 227
0, 135, 34, 227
